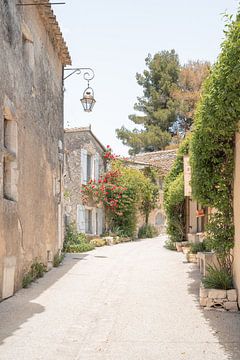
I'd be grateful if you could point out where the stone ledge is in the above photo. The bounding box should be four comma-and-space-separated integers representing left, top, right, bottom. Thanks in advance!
199, 283, 239, 312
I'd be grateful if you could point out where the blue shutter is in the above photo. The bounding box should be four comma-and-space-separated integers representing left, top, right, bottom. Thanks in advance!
77, 205, 85, 233
95, 153, 100, 181
81, 149, 87, 184
97, 208, 103, 235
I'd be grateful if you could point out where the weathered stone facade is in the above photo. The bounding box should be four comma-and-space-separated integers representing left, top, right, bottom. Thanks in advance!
64, 127, 106, 236
0, 1, 71, 299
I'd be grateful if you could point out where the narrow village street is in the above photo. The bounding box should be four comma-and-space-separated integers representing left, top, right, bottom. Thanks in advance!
0, 236, 239, 360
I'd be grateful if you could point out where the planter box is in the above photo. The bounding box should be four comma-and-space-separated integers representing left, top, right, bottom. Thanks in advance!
199, 283, 239, 312
186, 253, 198, 263
182, 246, 190, 255
197, 252, 219, 276
175, 242, 183, 252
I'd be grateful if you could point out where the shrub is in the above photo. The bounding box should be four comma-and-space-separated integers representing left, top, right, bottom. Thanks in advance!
202, 265, 233, 290
22, 273, 34, 288
189, 242, 206, 254
53, 251, 65, 267
31, 261, 47, 278
63, 223, 95, 253
138, 224, 158, 239
22, 260, 47, 288
164, 240, 176, 251
65, 242, 94, 253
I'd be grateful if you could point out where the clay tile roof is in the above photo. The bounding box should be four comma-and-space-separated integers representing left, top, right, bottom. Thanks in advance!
131, 149, 177, 176
36, 0, 71, 65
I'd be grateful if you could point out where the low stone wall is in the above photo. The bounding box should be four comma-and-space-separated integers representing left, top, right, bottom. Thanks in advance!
200, 284, 239, 312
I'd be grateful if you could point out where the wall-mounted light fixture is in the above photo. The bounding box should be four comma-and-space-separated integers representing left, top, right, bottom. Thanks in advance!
16, 2, 66, 6
63, 67, 96, 112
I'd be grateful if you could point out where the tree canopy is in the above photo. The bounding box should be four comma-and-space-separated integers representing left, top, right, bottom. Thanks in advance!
116, 51, 210, 155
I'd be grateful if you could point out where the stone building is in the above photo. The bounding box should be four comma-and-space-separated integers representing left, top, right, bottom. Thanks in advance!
64, 127, 106, 236
0, 1, 71, 299
129, 149, 177, 233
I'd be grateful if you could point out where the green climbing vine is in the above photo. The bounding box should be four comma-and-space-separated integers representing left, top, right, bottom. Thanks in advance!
190, 13, 240, 272
164, 136, 190, 242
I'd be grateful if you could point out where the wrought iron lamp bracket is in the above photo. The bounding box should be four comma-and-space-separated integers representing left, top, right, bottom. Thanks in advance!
63, 68, 95, 82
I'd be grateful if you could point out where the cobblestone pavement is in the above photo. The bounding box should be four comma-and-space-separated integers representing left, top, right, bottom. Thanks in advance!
0, 236, 239, 360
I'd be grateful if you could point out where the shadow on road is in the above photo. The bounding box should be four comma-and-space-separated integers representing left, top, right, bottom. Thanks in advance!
0, 253, 88, 346
187, 264, 240, 360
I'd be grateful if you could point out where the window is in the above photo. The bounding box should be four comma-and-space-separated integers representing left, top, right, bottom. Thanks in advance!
3, 117, 18, 201
85, 209, 93, 234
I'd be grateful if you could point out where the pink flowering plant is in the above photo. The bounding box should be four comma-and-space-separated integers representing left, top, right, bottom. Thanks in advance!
81, 146, 159, 237
81, 168, 127, 213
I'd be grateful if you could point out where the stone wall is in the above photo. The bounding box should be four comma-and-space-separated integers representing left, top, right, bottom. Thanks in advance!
64, 128, 105, 235
0, 2, 67, 298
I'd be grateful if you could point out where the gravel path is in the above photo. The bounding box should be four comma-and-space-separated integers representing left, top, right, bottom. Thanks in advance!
0, 236, 239, 360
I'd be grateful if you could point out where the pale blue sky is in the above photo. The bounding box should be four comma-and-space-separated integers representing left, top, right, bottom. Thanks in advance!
54, 0, 239, 155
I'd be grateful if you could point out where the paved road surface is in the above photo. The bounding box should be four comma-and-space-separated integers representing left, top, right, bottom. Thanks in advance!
0, 236, 239, 360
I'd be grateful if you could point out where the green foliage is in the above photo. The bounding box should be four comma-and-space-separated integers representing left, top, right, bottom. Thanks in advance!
190, 13, 240, 271
65, 242, 94, 253
63, 223, 95, 253
138, 224, 158, 239
109, 226, 130, 238
53, 251, 65, 267
31, 261, 46, 278
189, 242, 206, 254
22, 273, 34, 288
140, 167, 159, 224
164, 239, 177, 251
90, 238, 106, 247
110, 161, 155, 237
163, 136, 190, 242
83, 159, 159, 238
22, 260, 47, 288
172, 61, 210, 134
202, 265, 233, 290
116, 51, 209, 155
205, 213, 234, 273
116, 50, 180, 154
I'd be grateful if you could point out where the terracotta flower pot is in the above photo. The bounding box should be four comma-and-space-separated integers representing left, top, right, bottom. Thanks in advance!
176, 242, 183, 252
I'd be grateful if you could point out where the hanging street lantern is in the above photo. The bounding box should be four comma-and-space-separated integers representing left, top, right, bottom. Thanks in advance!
80, 86, 96, 112
63, 67, 96, 112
